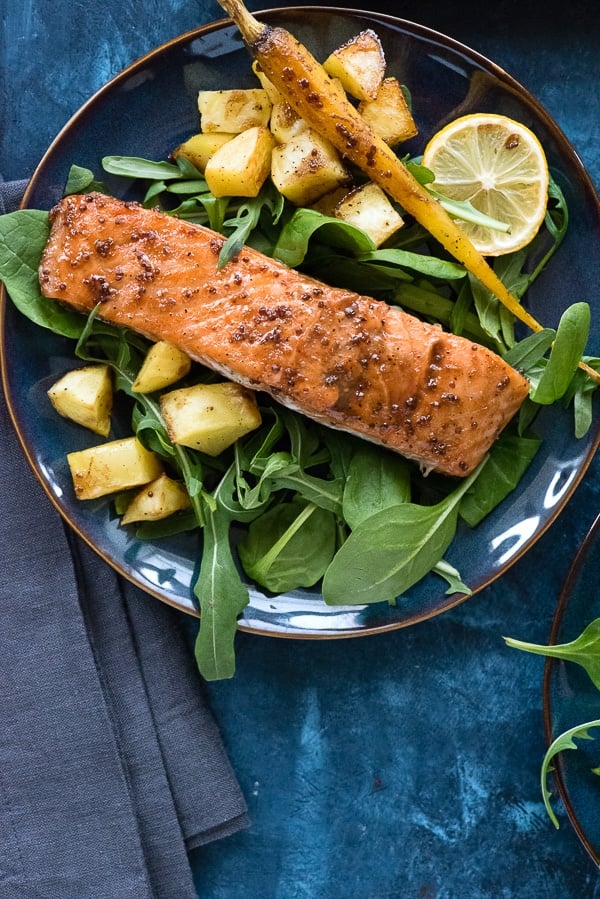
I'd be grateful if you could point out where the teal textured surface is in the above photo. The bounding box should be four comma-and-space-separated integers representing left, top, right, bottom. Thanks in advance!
2, 1, 600, 896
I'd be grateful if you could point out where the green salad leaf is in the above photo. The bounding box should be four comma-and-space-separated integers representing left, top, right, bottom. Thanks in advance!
504, 617, 600, 690
0, 210, 84, 337
322, 460, 485, 606
194, 498, 250, 682
505, 619, 600, 827
239, 497, 337, 594
540, 721, 600, 828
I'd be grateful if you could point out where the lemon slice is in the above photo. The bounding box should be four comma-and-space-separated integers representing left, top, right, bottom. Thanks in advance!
422, 113, 550, 256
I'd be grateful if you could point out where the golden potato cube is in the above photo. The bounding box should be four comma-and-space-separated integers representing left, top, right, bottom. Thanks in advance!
132, 341, 192, 394
67, 437, 163, 501
323, 29, 386, 101
269, 100, 309, 144
48, 364, 113, 437
251, 60, 284, 104
358, 77, 418, 145
311, 186, 354, 216
160, 382, 262, 457
271, 129, 351, 206
204, 125, 275, 198
198, 88, 272, 133
172, 132, 236, 172
121, 473, 191, 525
334, 182, 404, 246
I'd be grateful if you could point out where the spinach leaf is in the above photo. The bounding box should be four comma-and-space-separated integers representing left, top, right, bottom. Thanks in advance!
393, 282, 492, 346
238, 496, 337, 593
322, 461, 483, 605
274, 208, 375, 267
565, 357, 600, 438
504, 617, 600, 690
342, 443, 411, 529
531, 302, 591, 404
0, 210, 84, 337
503, 328, 556, 373
459, 432, 541, 527
539, 720, 600, 828
300, 249, 403, 295
64, 164, 106, 195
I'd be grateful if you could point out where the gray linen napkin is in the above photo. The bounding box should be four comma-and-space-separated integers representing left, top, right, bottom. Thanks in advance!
0, 180, 248, 898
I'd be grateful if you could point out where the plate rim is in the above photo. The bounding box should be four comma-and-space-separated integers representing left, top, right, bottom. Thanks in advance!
2, 5, 600, 637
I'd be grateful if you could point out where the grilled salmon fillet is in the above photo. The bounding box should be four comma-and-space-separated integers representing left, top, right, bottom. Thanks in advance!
39, 193, 530, 477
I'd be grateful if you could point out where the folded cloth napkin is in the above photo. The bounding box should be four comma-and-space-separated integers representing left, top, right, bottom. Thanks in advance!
0, 179, 249, 898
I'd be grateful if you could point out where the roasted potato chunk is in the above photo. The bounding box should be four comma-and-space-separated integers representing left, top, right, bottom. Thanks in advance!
311, 186, 354, 216
323, 29, 386, 101
47, 364, 113, 437
334, 182, 404, 246
204, 125, 275, 197
198, 88, 272, 132
271, 129, 351, 206
160, 382, 262, 457
358, 77, 418, 145
172, 132, 236, 172
67, 437, 163, 501
132, 341, 192, 394
121, 473, 191, 525
269, 100, 309, 143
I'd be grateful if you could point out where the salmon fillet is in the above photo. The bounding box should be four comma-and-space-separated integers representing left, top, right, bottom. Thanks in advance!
39, 193, 530, 477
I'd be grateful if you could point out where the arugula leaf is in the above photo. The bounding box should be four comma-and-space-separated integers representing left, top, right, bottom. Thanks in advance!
218, 182, 284, 268
540, 720, 600, 828
505, 615, 600, 827
322, 461, 483, 605
427, 188, 511, 233
504, 617, 600, 690
194, 499, 249, 681
522, 175, 569, 289
469, 272, 514, 351
433, 559, 472, 595
0, 210, 84, 337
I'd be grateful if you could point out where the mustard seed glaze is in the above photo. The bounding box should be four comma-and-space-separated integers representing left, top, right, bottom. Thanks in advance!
39, 193, 530, 476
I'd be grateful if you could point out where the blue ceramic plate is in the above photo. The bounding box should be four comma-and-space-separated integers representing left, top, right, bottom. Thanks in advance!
2, 7, 600, 635
543, 514, 600, 865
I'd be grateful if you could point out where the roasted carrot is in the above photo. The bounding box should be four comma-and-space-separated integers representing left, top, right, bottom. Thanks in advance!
215, 0, 600, 385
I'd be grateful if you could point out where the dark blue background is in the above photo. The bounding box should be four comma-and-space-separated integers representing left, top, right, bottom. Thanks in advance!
2, 1, 599, 896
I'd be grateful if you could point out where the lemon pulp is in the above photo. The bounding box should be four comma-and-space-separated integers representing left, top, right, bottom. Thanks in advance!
422, 113, 550, 256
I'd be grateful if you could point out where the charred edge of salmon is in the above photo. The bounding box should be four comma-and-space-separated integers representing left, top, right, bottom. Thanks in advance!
39, 193, 531, 478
